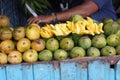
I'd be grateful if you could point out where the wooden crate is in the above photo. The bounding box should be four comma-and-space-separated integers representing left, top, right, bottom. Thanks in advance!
0, 55, 120, 80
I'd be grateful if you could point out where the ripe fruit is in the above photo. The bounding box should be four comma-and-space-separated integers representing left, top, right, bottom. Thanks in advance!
117, 18, 120, 25
87, 47, 100, 57
17, 38, 31, 52
13, 26, 26, 40
0, 52, 7, 64
70, 47, 86, 59
38, 49, 53, 61
60, 38, 74, 51
107, 34, 119, 47
46, 38, 59, 52
0, 15, 10, 28
103, 21, 119, 36
54, 49, 68, 60
31, 39, 45, 51
116, 45, 120, 55
8, 51, 22, 64
92, 34, 106, 48
78, 36, 91, 49
26, 24, 40, 40
101, 46, 116, 56
115, 30, 120, 45
0, 40, 15, 54
23, 49, 38, 63
69, 14, 84, 23
102, 18, 113, 24
0, 27, 12, 40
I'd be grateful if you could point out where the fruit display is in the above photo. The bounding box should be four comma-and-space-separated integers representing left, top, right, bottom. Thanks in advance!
0, 15, 120, 65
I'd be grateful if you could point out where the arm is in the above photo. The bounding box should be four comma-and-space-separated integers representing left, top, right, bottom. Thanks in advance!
56, 0, 99, 21
27, 0, 99, 24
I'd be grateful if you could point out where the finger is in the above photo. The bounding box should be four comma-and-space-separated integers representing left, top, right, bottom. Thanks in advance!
27, 18, 35, 24
36, 19, 41, 24
32, 18, 40, 23
27, 17, 34, 22
28, 19, 34, 24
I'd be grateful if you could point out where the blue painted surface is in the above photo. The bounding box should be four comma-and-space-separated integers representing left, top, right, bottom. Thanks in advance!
60, 62, 77, 80
0, 60, 119, 80
0, 66, 6, 80
33, 63, 54, 80
88, 60, 110, 80
22, 64, 34, 80
53, 63, 60, 80
76, 62, 87, 80
6, 64, 22, 80
116, 60, 120, 80
110, 69, 115, 80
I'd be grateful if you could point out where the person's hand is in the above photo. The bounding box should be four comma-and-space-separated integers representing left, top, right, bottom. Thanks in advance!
27, 15, 53, 24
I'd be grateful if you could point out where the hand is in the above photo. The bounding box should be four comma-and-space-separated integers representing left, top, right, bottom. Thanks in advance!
27, 15, 53, 24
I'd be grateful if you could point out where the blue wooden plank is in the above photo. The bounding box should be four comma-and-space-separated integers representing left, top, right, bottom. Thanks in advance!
110, 69, 115, 80
88, 60, 110, 80
0, 66, 6, 80
60, 62, 77, 80
33, 63, 54, 80
22, 64, 34, 80
54, 66, 60, 80
115, 60, 120, 80
76, 63, 87, 80
53, 62, 60, 80
6, 64, 22, 80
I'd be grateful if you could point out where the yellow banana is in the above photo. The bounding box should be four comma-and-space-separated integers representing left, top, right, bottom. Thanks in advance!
58, 23, 71, 36
54, 24, 64, 36
66, 21, 76, 33
93, 23, 100, 34
39, 16, 104, 36
40, 29, 53, 38
98, 23, 104, 33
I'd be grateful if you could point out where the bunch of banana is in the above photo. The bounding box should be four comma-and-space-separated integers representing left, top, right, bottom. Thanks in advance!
66, 20, 90, 34
50, 23, 71, 36
40, 23, 71, 38
40, 24, 53, 38
39, 17, 104, 38
21, 0, 52, 15
66, 17, 104, 35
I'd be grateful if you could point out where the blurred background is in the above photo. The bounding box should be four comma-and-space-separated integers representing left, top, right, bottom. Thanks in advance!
0, 0, 120, 27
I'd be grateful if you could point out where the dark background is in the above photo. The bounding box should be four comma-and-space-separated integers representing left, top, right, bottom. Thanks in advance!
0, 0, 120, 27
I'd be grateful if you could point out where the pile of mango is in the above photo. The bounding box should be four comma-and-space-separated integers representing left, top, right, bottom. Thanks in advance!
1, 14, 120, 65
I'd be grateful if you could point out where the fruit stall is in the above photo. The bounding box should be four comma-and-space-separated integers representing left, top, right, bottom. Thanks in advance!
0, 0, 120, 80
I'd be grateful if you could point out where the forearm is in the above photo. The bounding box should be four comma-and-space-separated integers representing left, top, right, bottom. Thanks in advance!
56, 0, 99, 21
27, 0, 99, 24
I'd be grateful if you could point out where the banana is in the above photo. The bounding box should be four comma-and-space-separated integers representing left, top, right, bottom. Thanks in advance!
75, 21, 81, 34
38, 16, 104, 37
87, 17, 93, 24
57, 23, 71, 36
40, 29, 53, 38
98, 23, 104, 33
42, 27, 53, 36
54, 24, 64, 36
94, 23, 100, 34
66, 21, 76, 33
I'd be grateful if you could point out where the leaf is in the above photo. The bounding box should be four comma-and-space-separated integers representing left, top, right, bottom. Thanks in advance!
71, 33, 82, 46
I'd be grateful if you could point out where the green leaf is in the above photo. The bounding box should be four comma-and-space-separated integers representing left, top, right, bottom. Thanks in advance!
71, 33, 82, 46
